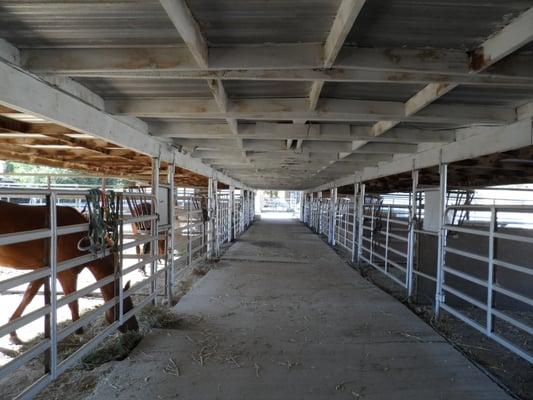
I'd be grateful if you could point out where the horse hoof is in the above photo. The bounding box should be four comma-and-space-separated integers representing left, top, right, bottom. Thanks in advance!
9, 335, 23, 345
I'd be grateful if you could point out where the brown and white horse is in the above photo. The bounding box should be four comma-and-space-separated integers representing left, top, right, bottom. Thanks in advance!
0, 200, 138, 344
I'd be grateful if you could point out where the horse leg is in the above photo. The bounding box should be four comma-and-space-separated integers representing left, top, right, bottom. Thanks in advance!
8, 278, 45, 345
57, 273, 83, 335
136, 244, 141, 262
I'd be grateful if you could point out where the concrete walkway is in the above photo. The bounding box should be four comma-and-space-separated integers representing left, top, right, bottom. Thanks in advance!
88, 218, 510, 400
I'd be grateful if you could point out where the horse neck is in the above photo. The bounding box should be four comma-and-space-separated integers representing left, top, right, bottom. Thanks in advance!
86, 255, 117, 302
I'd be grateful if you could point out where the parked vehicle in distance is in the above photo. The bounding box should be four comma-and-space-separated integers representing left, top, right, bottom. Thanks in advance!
261, 198, 292, 212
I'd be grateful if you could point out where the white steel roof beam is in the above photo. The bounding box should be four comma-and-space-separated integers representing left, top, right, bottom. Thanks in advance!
307, 119, 533, 193
21, 46, 533, 86
308, 0, 366, 110
107, 97, 515, 125
368, 6, 533, 140
158, 0, 248, 161
152, 122, 455, 143
0, 58, 248, 189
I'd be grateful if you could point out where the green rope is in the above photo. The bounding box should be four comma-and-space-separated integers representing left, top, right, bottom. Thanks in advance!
80, 189, 120, 255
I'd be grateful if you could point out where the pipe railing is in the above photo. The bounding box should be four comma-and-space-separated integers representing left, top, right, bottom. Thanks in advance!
0, 182, 254, 399
302, 174, 532, 364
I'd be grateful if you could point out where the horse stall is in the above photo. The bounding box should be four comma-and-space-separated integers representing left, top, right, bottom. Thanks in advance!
0, 104, 253, 398
303, 147, 533, 367
0, 171, 253, 398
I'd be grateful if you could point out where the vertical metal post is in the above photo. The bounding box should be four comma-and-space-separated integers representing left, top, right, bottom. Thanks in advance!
251, 191, 254, 222
251, 191, 254, 223
229, 186, 234, 241
187, 196, 192, 265
207, 178, 214, 259
369, 203, 375, 264
240, 190, 245, 233
242, 189, 246, 228
308, 193, 312, 227
351, 183, 359, 262
167, 164, 175, 304
344, 204, 348, 247
247, 191, 251, 225
435, 163, 448, 318
317, 191, 322, 233
329, 187, 337, 245
487, 206, 496, 333
407, 169, 419, 297
245, 190, 249, 227
118, 194, 124, 324
384, 206, 391, 274
214, 180, 220, 257
300, 191, 305, 221
49, 193, 57, 377
357, 184, 365, 263
252, 191, 255, 220
151, 157, 160, 304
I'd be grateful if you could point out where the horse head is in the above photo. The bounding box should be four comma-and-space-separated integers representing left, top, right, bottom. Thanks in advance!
104, 280, 139, 333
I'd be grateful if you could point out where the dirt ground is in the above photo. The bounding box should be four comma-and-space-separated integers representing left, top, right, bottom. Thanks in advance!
331, 243, 533, 400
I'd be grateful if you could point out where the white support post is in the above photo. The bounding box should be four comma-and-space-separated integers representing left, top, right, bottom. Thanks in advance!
167, 163, 175, 305
487, 206, 496, 334
252, 191, 255, 220
242, 189, 246, 228
435, 163, 448, 318
356, 183, 366, 263
351, 183, 359, 262
369, 203, 375, 264
244, 190, 250, 229
329, 188, 338, 245
240, 190, 245, 233
234, 190, 238, 238
228, 186, 234, 241
384, 206, 391, 274
214, 179, 219, 257
207, 177, 215, 259
300, 192, 305, 221
151, 157, 160, 304
251, 191, 254, 223
406, 169, 419, 298
317, 191, 323, 233
49, 192, 58, 378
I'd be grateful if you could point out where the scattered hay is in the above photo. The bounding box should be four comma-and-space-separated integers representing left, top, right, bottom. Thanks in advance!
138, 305, 183, 331
80, 331, 142, 370
278, 360, 300, 370
192, 264, 210, 276
163, 358, 180, 377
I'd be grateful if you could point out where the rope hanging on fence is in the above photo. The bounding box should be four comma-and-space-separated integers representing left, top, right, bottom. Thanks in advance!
78, 189, 120, 254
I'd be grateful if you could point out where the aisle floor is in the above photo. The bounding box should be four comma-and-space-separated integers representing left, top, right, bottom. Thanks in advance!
88, 218, 510, 400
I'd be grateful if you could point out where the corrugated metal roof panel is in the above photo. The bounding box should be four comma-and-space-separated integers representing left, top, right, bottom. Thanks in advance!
348, 0, 533, 50
322, 82, 424, 102
434, 85, 533, 107
224, 80, 312, 98
188, 0, 342, 44
75, 78, 212, 98
0, 0, 181, 48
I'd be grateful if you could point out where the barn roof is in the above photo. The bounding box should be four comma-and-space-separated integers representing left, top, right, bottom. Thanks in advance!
0, 1, 532, 189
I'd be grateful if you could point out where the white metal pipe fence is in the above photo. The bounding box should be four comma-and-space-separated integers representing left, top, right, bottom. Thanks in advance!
302, 167, 532, 364
0, 180, 254, 398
